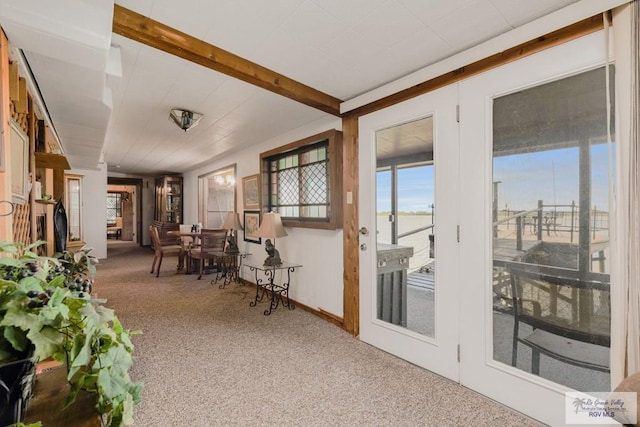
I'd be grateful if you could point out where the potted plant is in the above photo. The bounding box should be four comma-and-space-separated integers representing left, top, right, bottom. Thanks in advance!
0, 241, 142, 426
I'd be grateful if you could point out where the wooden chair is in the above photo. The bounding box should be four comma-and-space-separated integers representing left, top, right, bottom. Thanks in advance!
507, 262, 610, 374
107, 217, 123, 239
179, 224, 196, 249
187, 229, 226, 279
149, 225, 184, 277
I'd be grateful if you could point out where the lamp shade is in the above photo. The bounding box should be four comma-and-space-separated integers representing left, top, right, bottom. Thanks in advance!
221, 212, 243, 230
254, 212, 287, 239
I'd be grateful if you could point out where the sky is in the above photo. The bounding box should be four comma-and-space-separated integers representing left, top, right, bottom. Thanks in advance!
376, 142, 613, 213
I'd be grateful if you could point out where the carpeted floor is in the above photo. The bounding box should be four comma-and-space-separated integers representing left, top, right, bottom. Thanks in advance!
96, 241, 541, 426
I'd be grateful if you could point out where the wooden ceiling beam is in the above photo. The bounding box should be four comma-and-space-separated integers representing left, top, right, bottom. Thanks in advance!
112, 5, 342, 117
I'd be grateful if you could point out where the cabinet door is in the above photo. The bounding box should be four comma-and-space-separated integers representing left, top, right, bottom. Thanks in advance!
65, 174, 83, 243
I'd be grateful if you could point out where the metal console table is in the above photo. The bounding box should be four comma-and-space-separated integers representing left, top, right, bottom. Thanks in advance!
246, 261, 302, 315
210, 251, 250, 288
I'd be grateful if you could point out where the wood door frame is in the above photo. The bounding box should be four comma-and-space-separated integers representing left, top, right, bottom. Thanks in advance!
107, 177, 143, 246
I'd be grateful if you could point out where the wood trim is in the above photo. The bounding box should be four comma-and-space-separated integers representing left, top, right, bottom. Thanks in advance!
35, 152, 71, 170
8, 61, 18, 101
0, 31, 12, 241
343, 14, 604, 119
238, 278, 344, 328
341, 115, 359, 336
16, 77, 27, 114
29, 97, 37, 244
260, 129, 343, 230
112, 4, 341, 117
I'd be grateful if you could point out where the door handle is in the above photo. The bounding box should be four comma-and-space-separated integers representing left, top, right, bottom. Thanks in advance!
359, 227, 369, 236
360, 243, 367, 251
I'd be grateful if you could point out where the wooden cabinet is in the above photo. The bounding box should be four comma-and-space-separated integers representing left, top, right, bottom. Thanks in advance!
153, 175, 183, 241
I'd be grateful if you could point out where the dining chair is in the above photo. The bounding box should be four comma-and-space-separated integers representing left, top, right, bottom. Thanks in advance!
507, 262, 610, 374
187, 228, 227, 279
179, 224, 195, 249
149, 225, 185, 277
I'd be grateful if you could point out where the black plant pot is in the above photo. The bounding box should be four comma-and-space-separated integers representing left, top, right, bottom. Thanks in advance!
0, 357, 36, 426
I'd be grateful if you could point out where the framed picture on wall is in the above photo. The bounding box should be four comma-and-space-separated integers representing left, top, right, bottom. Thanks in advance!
242, 174, 260, 210
10, 119, 29, 204
243, 210, 261, 244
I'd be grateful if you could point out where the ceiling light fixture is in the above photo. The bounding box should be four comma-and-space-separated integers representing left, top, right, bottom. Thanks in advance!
169, 108, 203, 132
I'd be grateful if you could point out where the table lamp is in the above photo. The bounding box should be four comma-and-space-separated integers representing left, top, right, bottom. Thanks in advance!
221, 212, 243, 254
254, 212, 287, 266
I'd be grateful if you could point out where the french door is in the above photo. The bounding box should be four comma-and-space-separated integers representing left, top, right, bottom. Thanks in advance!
358, 84, 460, 381
458, 31, 613, 426
359, 30, 614, 426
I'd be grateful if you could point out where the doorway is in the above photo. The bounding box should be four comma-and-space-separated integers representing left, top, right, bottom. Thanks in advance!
107, 178, 143, 245
358, 84, 460, 381
358, 32, 615, 426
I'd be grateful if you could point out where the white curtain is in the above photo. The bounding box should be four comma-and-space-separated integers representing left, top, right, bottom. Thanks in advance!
611, 0, 640, 387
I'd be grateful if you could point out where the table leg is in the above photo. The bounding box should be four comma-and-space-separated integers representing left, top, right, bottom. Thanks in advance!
249, 267, 268, 308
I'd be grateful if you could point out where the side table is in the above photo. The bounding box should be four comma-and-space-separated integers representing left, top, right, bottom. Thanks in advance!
246, 261, 302, 315
211, 251, 250, 288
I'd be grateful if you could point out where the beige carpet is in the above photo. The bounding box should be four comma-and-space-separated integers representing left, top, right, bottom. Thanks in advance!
97, 242, 541, 427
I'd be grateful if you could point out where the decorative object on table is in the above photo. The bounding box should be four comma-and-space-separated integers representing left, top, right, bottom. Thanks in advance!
242, 174, 260, 209
169, 108, 202, 132
187, 228, 226, 279
254, 212, 288, 266
221, 212, 243, 254
243, 210, 262, 244
0, 241, 142, 426
53, 199, 67, 253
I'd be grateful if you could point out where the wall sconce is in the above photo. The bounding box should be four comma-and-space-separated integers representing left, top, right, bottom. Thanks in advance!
169, 108, 203, 132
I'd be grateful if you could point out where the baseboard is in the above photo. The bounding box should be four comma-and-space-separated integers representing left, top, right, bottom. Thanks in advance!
238, 278, 344, 329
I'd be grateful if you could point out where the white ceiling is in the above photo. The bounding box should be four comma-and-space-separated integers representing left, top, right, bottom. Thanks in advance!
0, 0, 589, 175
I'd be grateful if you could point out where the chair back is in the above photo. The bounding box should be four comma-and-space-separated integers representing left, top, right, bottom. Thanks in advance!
507, 262, 610, 346
199, 229, 227, 252
115, 217, 123, 228
149, 225, 161, 250
179, 224, 194, 247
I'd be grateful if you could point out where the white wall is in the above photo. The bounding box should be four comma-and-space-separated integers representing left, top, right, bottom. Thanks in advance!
183, 116, 345, 317
70, 165, 107, 259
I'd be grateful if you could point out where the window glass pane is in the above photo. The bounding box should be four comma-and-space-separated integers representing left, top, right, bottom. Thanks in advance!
319, 206, 327, 217
198, 166, 235, 228
491, 67, 612, 392
301, 163, 327, 204
279, 168, 299, 205
106, 193, 121, 223
266, 140, 330, 221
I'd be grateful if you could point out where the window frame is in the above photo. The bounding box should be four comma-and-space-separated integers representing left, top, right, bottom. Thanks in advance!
260, 129, 343, 230
197, 164, 237, 228
106, 192, 122, 224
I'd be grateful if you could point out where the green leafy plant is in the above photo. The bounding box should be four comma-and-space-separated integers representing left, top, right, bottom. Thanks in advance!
0, 241, 142, 426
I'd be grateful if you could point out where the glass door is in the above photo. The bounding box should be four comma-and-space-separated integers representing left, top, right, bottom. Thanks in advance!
359, 84, 459, 381
458, 32, 614, 425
